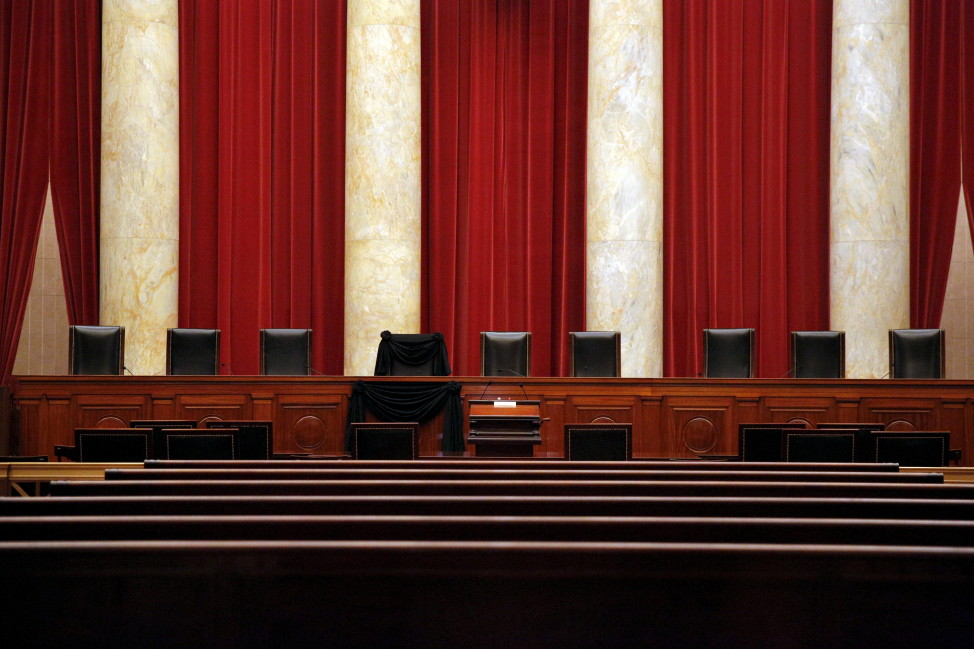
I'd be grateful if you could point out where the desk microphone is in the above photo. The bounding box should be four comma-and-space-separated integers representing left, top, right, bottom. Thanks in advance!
496, 370, 529, 399
307, 365, 326, 376
221, 363, 233, 376
777, 367, 798, 378
478, 380, 494, 401
123, 365, 134, 376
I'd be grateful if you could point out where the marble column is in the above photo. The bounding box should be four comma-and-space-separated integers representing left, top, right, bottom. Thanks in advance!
344, 0, 422, 376
100, 0, 179, 375
830, 0, 910, 378
585, 0, 663, 377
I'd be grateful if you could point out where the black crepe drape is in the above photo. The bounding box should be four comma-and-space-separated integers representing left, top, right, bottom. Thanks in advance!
346, 380, 463, 453
373, 331, 451, 376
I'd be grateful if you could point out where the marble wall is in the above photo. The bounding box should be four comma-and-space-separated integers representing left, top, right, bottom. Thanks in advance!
829, 0, 910, 378
586, 0, 663, 377
100, 0, 179, 375
344, 0, 422, 376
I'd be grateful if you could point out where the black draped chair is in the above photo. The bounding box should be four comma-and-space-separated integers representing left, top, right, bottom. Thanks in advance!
346, 380, 464, 454
260, 329, 312, 376
349, 422, 419, 459
889, 329, 945, 379
373, 331, 451, 376
564, 423, 632, 460
569, 331, 621, 377
69, 325, 124, 375
167, 328, 220, 375
703, 328, 754, 378
481, 332, 531, 377
791, 331, 845, 378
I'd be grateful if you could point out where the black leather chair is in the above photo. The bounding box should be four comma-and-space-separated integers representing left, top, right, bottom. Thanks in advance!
889, 329, 945, 378
69, 325, 124, 375
157, 429, 239, 460
349, 422, 418, 460
260, 329, 312, 375
129, 420, 197, 460
564, 423, 632, 460
703, 328, 754, 378
784, 430, 856, 463
737, 423, 807, 461
870, 431, 949, 466
167, 328, 220, 375
791, 331, 845, 379
373, 331, 451, 376
205, 420, 273, 460
569, 332, 621, 377
481, 332, 531, 377
74, 428, 151, 462
817, 423, 884, 462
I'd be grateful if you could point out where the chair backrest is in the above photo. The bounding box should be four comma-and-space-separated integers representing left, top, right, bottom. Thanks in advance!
871, 431, 949, 466
373, 332, 451, 377
569, 332, 621, 377
791, 331, 845, 379
260, 329, 312, 375
349, 422, 418, 460
130, 420, 197, 459
564, 423, 632, 460
167, 328, 220, 375
75, 428, 151, 462
784, 430, 857, 463
889, 329, 945, 378
69, 326, 124, 375
158, 429, 239, 460
205, 420, 273, 459
481, 332, 531, 377
737, 423, 806, 462
703, 328, 754, 378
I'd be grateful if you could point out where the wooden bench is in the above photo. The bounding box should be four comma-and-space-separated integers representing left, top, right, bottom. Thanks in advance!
48, 478, 971, 498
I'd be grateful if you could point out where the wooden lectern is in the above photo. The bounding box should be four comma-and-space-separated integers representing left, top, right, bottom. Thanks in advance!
467, 400, 542, 458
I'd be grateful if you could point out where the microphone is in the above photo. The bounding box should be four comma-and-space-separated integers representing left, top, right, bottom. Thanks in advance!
498, 368, 525, 378
878, 371, 891, 379
306, 365, 326, 376
777, 367, 797, 378
516, 382, 528, 400
478, 380, 494, 401
123, 365, 134, 376
221, 363, 233, 376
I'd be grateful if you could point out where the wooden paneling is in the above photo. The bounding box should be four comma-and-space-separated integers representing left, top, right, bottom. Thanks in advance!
11, 376, 974, 464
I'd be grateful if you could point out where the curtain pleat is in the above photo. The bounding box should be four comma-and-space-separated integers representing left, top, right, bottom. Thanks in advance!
179, 0, 346, 376
663, 0, 832, 378
422, 0, 588, 377
0, 0, 51, 387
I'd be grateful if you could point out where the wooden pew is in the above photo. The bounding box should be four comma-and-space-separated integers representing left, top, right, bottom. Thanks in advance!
2, 539, 972, 648
47, 479, 972, 498
105, 468, 943, 483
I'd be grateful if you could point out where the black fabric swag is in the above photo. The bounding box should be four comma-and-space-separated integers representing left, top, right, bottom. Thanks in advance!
373, 331, 451, 376
346, 380, 464, 453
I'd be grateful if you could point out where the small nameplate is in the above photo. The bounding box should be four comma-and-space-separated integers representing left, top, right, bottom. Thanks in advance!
493, 401, 517, 408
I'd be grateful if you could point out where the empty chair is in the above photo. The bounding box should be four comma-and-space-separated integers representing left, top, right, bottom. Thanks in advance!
130, 420, 196, 460
564, 423, 632, 460
737, 423, 807, 462
889, 329, 945, 379
784, 430, 856, 463
74, 429, 151, 462
481, 332, 531, 377
703, 328, 754, 378
69, 325, 124, 375
791, 331, 845, 379
167, 328, 220, 375
569, 332, 621, 377
349, 422, 418, 460
205, 420, 273, 460
260, 329, 312, 376
373, 331, 451, 376
157, 429, 239, 460
871, 431, 949, 467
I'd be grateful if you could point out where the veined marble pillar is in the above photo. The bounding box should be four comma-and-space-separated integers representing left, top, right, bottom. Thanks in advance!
830, 0, 910, 378
585, 0, 663, 377
100, 0, 179, 375
344, 0, 422, 376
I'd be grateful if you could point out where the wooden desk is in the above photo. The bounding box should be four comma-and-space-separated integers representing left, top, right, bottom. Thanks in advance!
11, 375, 974, 464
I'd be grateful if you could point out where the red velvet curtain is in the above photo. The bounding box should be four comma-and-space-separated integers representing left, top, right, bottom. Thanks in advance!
50, 0, 100, 327
179, 0, 346, 375
663, 0, 832, 378
422, 0, 588, 377
0, 0, 51, 387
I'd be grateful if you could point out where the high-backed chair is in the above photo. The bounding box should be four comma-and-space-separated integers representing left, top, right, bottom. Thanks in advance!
784, 429, 857, 463
564, 423, 632, 460
870, 431, 949, 466
157, 429, 239, 460
737, 423, 807, 462
260, 328, 312, 376
569, 332, 621, 377
373, 331, 451, 376
481, 332, 531, 377
889, 329, 945, 379
703, 328, 754, 378
791, 331, 845, 379
349, 422, 418, 460
69, 325, 124, 375
74, 428, 151, 462
205, 420, 273, 460
167, 328, 220, 375
130, 420, 197, 459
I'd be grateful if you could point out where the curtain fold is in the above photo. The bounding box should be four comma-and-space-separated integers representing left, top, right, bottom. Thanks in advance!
50, 0, 100, 327
663, 0, 832, 378
179, 0, 346, 376
0, 0, 51, 387
422, 0, 588, 377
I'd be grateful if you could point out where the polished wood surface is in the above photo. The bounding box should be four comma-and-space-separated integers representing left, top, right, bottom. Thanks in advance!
11, 375, 974, 464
